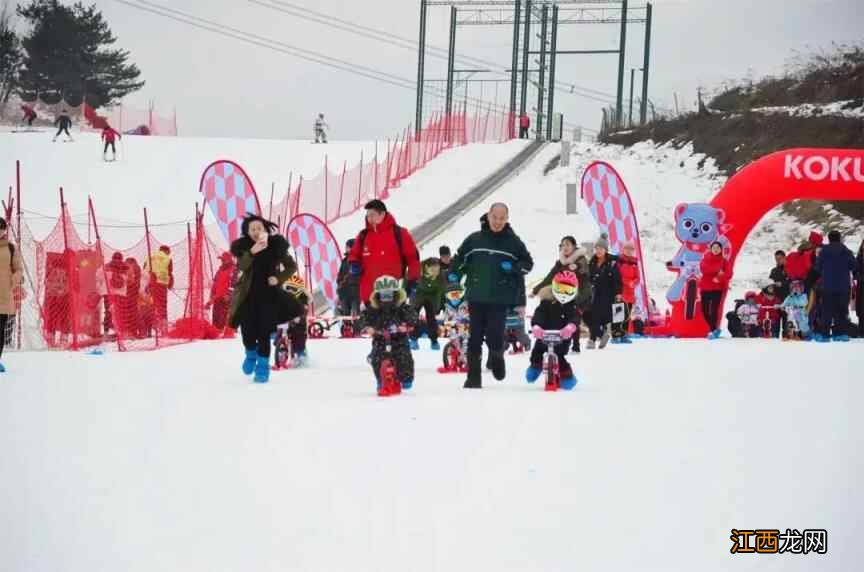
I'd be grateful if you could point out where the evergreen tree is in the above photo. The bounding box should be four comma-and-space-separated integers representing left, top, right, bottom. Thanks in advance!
0, 1, 21, 106
17, 0, 143, 107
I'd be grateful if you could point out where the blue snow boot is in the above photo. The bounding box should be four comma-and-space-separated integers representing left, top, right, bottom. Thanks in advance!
401, 378, 413, 390
832, 334, 850, 342
560, 374, 578, 391
813, 334, 831, 343
253, 355, 270, 383
430, 340, 441, 351
409, 338, 419, 351
0, 362, 5, 373
242, 348, 257, 375
620, 336, 633, 344
525, 366, 542, 383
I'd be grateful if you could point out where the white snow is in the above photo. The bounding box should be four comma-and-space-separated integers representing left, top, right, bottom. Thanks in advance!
751, 99, 864, 119
0, 131, 378, 246
2, 133, 862, 572
1, 336, 861, 571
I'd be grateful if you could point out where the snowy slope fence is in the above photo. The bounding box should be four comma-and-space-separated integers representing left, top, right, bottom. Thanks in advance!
6, 107, 513, 352
269, 108, 515, 232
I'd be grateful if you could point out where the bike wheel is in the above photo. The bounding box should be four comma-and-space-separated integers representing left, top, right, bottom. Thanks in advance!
545, 354, 559, 391
442, 341, 459, 370
308, 322, 325, 339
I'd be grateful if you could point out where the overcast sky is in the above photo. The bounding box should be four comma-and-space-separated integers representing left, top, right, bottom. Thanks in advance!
59, 0, 864, 140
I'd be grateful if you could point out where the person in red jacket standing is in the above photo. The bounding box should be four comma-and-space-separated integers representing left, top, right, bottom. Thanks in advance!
347, 199, 421, 305
206, 252, 236, 331
101, 124, 122, 161
519, 114, 530, 139
611, 241, 639, 343
699, 241, 730, 339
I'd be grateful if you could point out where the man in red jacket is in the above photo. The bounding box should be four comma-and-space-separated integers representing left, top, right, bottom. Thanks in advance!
348, 199, 421, 305
519, 114, 530, 139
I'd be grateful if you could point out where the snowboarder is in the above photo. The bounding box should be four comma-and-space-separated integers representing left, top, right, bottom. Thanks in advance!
0, 217, 23, 372
525, 271, 580, 390
313, 113, 329, 143
53, 110, 73, 142
359, 275, 418, 393
101, 125, 122, 161
20, 104, 37, 129
228, 214, 303, 383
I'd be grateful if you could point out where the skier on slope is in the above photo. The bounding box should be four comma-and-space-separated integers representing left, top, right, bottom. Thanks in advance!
101, 124, 122, 161
313, 113, 329, 144
20, 104, 37, 129
53, 110, 74, 142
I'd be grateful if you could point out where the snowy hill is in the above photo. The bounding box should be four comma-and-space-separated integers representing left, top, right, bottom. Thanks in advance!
2, 134, 862, 572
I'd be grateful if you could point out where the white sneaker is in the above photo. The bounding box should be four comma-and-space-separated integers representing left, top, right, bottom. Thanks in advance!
599, 330, 611, 349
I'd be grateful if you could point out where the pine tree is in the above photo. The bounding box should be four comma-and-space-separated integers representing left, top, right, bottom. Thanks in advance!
16, 0, 143, 107
0, 1, 21, 108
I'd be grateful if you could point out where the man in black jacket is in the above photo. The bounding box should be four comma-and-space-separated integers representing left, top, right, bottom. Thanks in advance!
449, 203, 533, 388
53, 110, 74, 142
814, 230, 859, 342
336, 238, 360, 316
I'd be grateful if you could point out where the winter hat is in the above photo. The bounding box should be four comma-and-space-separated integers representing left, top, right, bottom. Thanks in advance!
364, 199, 387, 213
112, 252, 123, 262
220, 251, 233, 264
439, 245, 451, 257
827, 230, 842, 243
595, 233, 609, 251
808, 231, 823, 246
346, 238, 355, 249
159, 245, 171, 254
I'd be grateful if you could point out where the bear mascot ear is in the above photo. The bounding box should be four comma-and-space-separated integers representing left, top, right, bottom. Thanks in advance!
674, 203, 689, 221
714, 207, 733, 234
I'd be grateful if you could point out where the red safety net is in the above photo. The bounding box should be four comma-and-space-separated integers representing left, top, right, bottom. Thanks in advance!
6, 108, 512, 352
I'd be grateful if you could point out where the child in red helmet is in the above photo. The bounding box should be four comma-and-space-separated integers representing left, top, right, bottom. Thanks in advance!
526, 271, 580, 390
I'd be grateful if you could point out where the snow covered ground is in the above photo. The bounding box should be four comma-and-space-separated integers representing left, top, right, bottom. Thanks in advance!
2, 134, 862, 571
752, 99, 864, 119
1, 336, 861, 572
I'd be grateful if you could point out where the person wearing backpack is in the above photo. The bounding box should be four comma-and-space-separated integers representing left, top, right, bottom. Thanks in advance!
0, 217, 23, 372
347, 199, 421, 306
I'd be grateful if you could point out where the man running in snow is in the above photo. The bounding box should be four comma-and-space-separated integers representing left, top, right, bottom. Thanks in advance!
313, 113, 328, 143
53, 110, 73, 142
101, 125, 122, 161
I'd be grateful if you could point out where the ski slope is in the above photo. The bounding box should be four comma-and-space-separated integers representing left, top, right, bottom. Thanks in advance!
2, 135, 862, 571
1, 336, 861, 571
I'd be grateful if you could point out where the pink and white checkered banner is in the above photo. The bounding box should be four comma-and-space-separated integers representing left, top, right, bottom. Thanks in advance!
580, 161, 650, 320
286, 213, 341, 310
199, 160, 262, 243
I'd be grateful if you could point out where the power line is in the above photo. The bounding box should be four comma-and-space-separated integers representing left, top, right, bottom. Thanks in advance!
112, 0, 599, 133
248, 0, 627, 106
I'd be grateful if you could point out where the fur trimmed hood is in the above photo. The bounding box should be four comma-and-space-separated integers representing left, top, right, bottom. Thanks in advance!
559, 247, 588, 267
537, 285, 555, 301
369, 288, 408, 309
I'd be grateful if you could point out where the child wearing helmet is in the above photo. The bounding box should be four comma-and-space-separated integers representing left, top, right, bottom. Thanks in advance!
278, 273, 311, 366
781, 280, 811, 339
737, 291, 761, 337
525, 271, 580, 390
359, 275, 418, 391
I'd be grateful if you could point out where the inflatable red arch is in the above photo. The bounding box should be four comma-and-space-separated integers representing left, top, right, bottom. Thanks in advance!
668, 148, 864, 337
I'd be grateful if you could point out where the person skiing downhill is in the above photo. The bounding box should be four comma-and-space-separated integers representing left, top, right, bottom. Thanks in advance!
313, 113, 329, 143
101, 125, 122, 161
20, 104, 37, 129
53, 110, 73, 142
